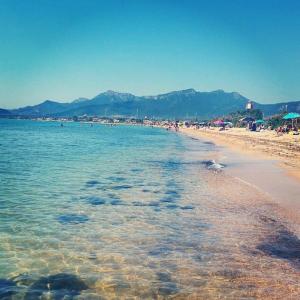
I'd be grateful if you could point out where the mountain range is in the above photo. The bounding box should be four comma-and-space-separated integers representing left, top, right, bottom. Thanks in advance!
2, 89, 300, 119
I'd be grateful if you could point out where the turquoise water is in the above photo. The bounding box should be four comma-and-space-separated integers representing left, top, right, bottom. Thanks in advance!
1, 119, 300, 299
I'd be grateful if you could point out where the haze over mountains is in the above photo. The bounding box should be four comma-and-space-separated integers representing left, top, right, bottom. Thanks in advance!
2, 89, 300, 119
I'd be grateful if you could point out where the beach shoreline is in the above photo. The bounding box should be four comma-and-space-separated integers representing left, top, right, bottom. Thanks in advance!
179, 126, 300, 225
180, 127, 300, 182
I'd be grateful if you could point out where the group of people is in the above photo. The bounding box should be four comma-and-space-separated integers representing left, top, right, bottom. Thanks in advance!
167, 122, 179, 132
246, 121, 265, 132
276, 124, 299, 135
164, 120, 300, 137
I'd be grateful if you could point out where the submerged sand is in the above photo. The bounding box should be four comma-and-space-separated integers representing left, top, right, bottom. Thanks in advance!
176, 135, 300, 299
1, 122, 300, 299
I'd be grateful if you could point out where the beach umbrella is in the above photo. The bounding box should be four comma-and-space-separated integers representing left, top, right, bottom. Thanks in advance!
282, 112, 300, 120
283, 112, 300, 127
223, 121, 233, 127
255, 119, 265, 124
213, 120, 224, 126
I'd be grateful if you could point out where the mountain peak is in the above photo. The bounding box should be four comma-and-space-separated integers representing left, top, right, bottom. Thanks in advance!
91, 90, 137, 104
169, 88, 197, 95
40, 100, 60, 106
72, 97, 89, 104
102, 90, 134, 96
104, 90, 119, 95
212, 89, 225, 93
154, 88, 197, 98
180, 88, 197, 94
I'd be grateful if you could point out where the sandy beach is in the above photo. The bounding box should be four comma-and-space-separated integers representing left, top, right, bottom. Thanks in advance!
180, 126, 300, 226
181, 127, 300, 180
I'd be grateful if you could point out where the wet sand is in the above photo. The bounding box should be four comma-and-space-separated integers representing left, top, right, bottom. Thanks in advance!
175, 136, 300, 299
180, 127, 300, 225
181, 127, 300, 180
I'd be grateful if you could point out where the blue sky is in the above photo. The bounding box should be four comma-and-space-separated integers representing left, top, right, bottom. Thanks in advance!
0, 0, 299, 108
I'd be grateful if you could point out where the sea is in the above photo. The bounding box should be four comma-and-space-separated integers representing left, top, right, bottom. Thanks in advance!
0, 119, 299, 299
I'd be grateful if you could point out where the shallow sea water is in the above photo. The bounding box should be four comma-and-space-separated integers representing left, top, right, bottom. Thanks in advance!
0, 119, 299, 299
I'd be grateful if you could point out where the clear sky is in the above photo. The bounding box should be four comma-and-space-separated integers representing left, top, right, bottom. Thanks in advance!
0, 0, 299, 108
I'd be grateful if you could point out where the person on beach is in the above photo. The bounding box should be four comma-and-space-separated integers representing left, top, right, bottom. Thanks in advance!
276, 126, 283, 136
247, 121, 252, 130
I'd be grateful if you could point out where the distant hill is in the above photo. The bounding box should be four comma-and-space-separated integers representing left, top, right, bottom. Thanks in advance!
0, 108, 12, 116
5, 89, 300, 119
11, 100, 70, 116
256, 101, 300, 117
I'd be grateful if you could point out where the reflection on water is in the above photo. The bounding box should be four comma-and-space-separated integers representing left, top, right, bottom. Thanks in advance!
0, 119, 300, 299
